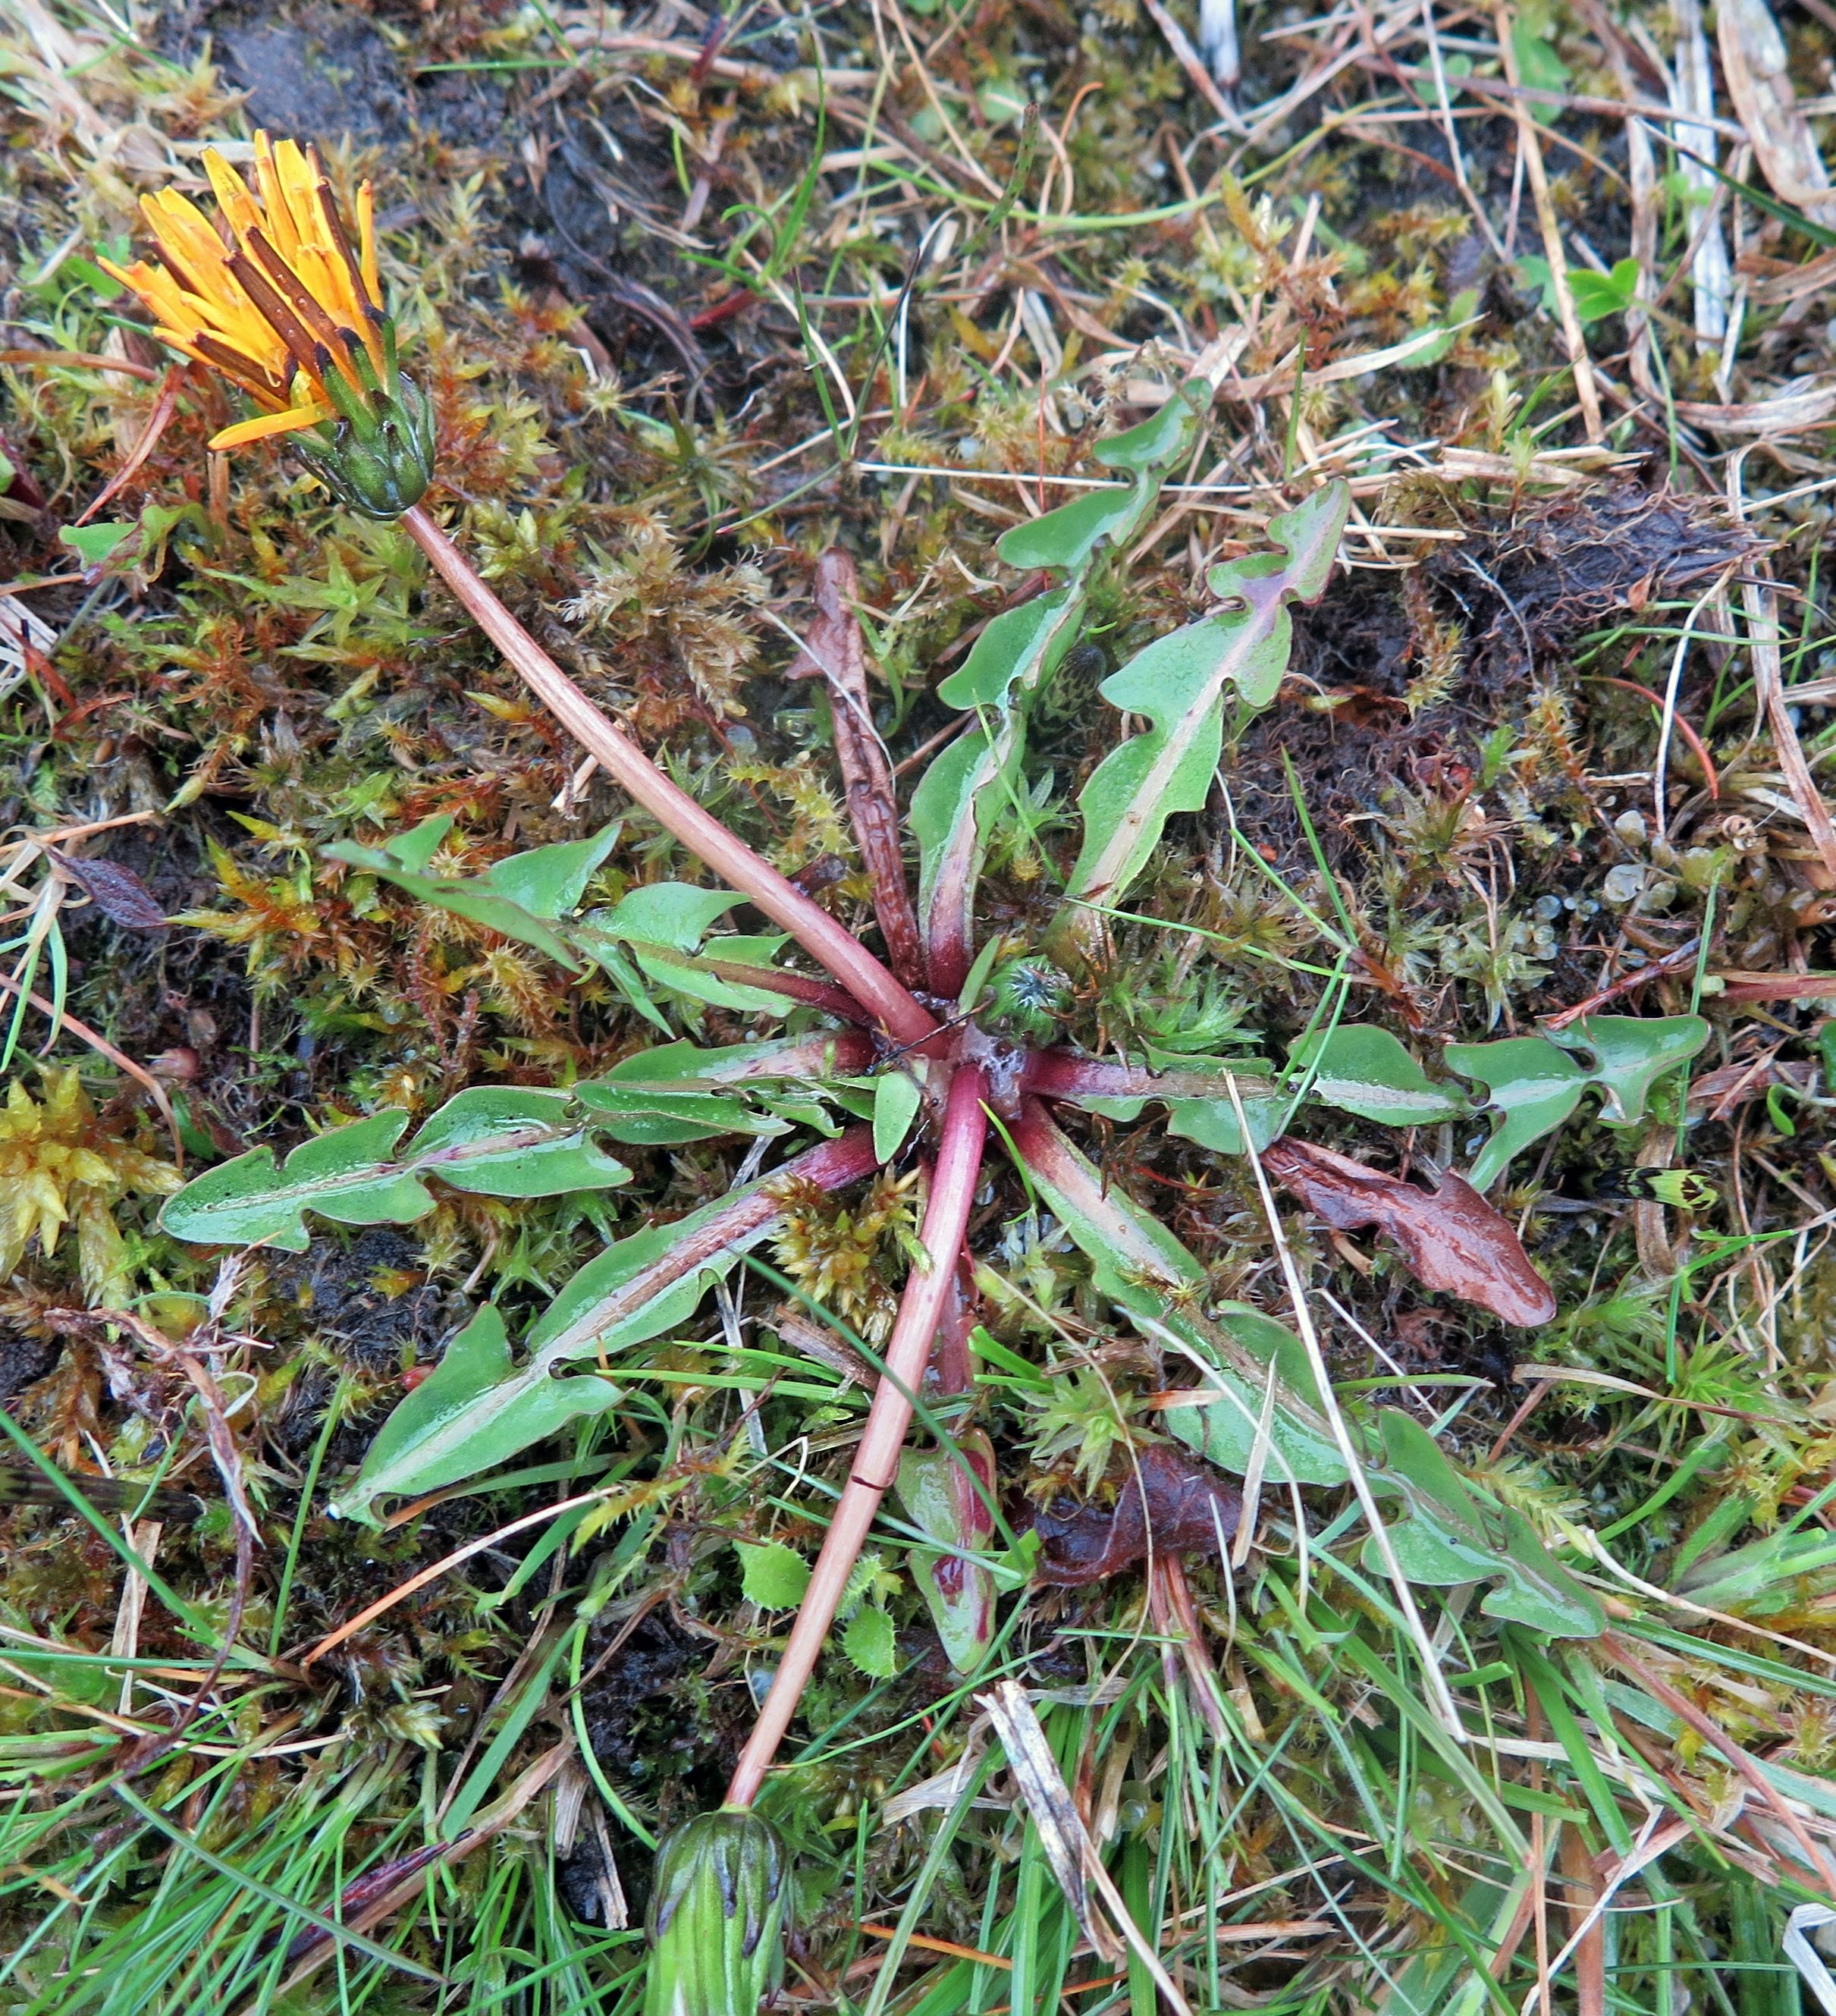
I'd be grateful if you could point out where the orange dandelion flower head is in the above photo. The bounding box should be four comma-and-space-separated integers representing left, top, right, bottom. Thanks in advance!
99, 133, 435, 519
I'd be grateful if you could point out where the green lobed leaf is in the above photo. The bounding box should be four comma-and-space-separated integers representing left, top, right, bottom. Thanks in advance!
895, 1434, 998, 1674
1546, 1013, 1709, 1125
1449, 1014, 1709, 1190
911, 588, 1085, 979
935, 586, 1084, 713
628, 937, 798, 1016
1061, 482, 1351, 925
914, 387, 1216, 989
574, 1080, 789, 1147
994, 487, 1142, 573
526, 1167, 800, 1364
479, 827, 623, 919
1361, 1412, 1605, 1638
1161, 1305, 1353, 1488
331, 1307, 621, 1522
1015, 1111, 1351, 1484
161, 1110, 424, 1250
330, 1141, 865, 1518
1090, 383, 1211, 472
601, 882, 745, 951
162, 1091, 631, 1247
405, 1087, 632, 1198
1290, 1026, 1467, 1126
1445, 1036, 1589, 1194
326, 821, 620, 970
581, 887, 806, 1016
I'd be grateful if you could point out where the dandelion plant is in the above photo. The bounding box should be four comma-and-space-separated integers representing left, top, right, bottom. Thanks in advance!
104, 131, 1721, 2014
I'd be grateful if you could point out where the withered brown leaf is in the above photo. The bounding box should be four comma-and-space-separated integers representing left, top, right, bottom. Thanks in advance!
54, 853, 167, 930
784, 550, 926, 989
1031, 1443, 1242, 1587
1261, 1136, 1556, 1327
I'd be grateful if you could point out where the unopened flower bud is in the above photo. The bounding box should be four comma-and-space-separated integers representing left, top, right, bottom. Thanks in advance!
645, 1807, 789, 2016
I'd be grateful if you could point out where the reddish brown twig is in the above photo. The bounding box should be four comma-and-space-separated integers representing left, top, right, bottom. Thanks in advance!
1583, 676, 1720, 800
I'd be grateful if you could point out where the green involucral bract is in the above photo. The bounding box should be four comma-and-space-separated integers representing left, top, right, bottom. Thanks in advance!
645, 1808, 789, 2016
297, 366, 437, 520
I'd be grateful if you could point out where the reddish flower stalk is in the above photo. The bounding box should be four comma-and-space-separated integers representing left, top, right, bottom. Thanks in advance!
724, 1061, 989, 1810
400, 504, 937, 1049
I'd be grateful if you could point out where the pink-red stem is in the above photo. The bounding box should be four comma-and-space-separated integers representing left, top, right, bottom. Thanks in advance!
724, 1062, 990, 1809
401, 504, 937, 1048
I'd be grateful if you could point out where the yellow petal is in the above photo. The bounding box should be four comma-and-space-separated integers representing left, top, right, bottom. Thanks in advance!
357, 179, 380, 309
202, 149, 265, 257
209, 398, 337, 449
271, 140, 322, 262
251, 133, 303, 266
140, 190, 236, 307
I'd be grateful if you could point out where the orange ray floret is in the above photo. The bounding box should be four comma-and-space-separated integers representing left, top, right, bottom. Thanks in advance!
99, 133, 386, 451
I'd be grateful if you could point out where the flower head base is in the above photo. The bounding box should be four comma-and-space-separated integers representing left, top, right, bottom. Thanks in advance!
100, 133, 434, 518
644, 1807, 789, 2016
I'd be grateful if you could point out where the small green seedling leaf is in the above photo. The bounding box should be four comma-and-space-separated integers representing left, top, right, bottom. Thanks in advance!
739, 1540, 811, 1610
1290, 1025, 1467, 1126
841, 1604, 899, 1678
59, 521, 135, 569
873, 1071, 923, 1163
